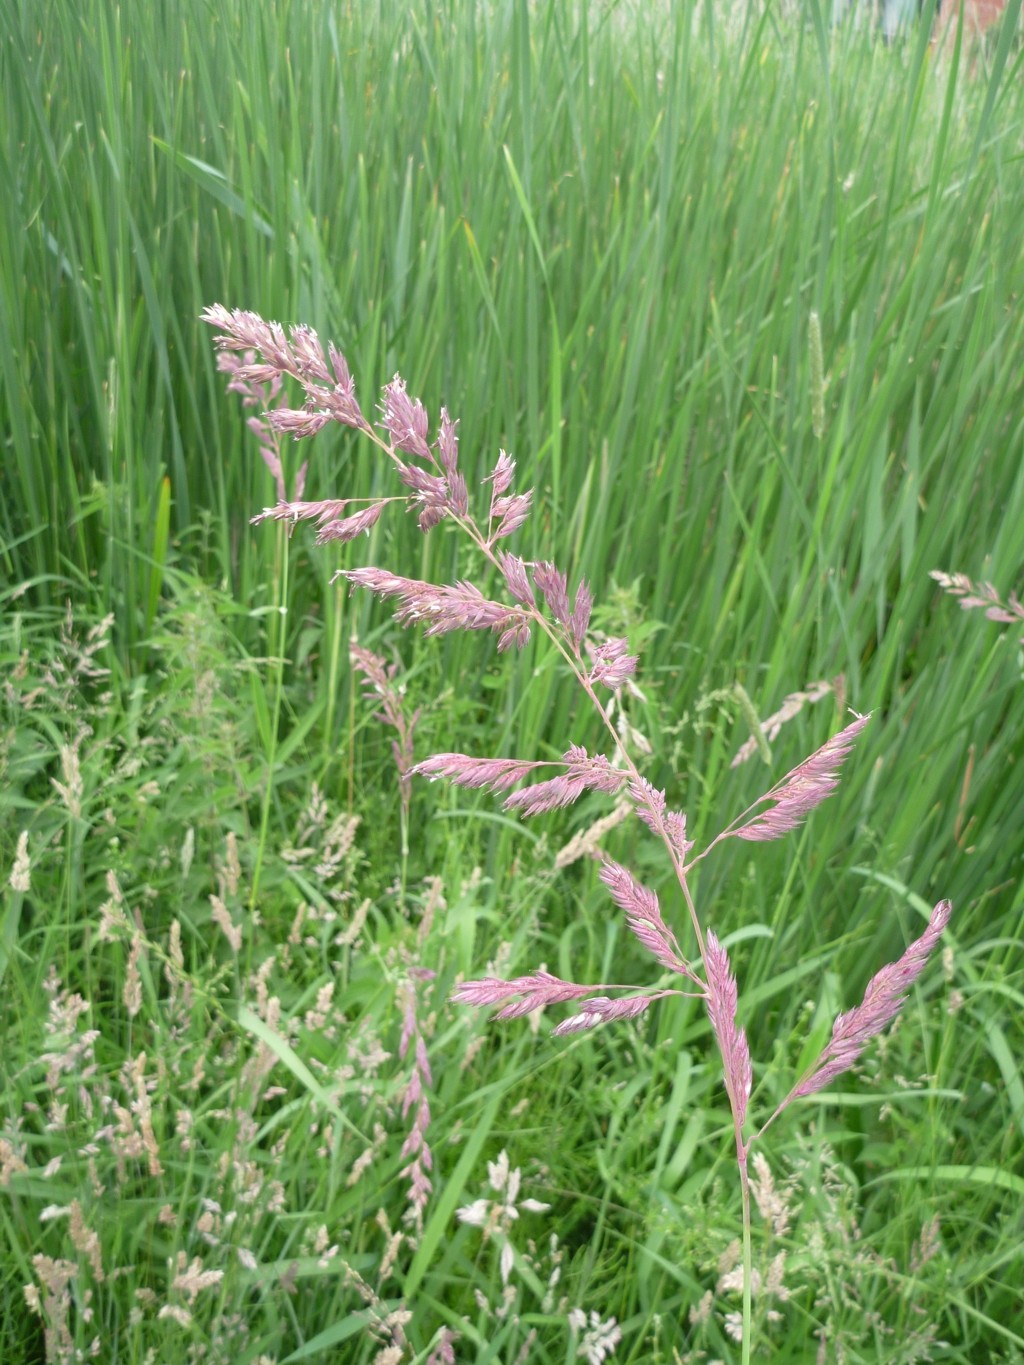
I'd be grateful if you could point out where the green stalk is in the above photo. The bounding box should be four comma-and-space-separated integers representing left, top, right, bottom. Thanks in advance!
249, 519, 289, 911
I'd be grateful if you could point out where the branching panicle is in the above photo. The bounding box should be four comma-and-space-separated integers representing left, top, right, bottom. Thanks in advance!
206, 305, 955, 1313
381, 376, 431, 459
704, 932, 753, 1128
734, 712, 870, 843
931, 569, 1024, 640
795, 899, 953, 1098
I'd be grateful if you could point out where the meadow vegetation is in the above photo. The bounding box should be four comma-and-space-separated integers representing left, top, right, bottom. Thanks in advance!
2, 1, 1023, 1361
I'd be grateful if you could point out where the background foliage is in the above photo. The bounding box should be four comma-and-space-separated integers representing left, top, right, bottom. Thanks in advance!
1, 0, 1023, 1360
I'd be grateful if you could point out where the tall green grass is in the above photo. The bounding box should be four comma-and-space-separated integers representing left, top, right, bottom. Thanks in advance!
2, 0, 1023, 1359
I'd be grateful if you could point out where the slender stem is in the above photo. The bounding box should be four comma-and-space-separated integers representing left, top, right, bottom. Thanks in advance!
250, 520, 289, 911
323, 578, 345, 771
739, 1147, 753, 1365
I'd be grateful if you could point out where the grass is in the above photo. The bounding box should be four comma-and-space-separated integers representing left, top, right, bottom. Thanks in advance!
2, 0, 1024, 1360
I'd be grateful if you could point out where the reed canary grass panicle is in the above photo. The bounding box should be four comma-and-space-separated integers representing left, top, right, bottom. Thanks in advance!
704, 932, 753, 1130
486, 450, 516, 497
503, 749, 626, 816
598, 860, 694, 978
552, 993, 666, 1035
729, 712, 871, 844
396, 460, 451, 531
398, 968, 434, 1236
497, 551, 536, 607
532, 562, 571, 624
338, 570, 533, 649
380, 376, 431, 459
206, 306, 956, 1358
412, 752, 546, 791
793, 898, 953, 1099
484, 451, 533, 540
450, 972, 602, 1017
930, 569, 1024, 641
349, 642, 420, 818
587, 637, 639, 689
412, 748, 626, 813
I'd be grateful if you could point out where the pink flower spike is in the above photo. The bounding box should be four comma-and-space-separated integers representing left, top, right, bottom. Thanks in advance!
315, 502, 386, 543
795, 899, 953, 1098
736, 712, 871, 843
492, 491, 534, 540
251, 497, 353, 528
588, 637, 638, 689
704, 931, 752, 1128
503, 746, 626, 817
552, 994, 659, 1036
598, 860, 692, 977
380, 375, 431, 459
497, 552, 536, 608
411, 753, 544, 792
397, 461, 450, 531
486, 450, 516, 498
503, 774, 589, 816
436, 407, 460, 478
265, 406, 333, 439
533, 562, 570, 624
450, 971, 594, 1016
289, 323, 331, 382
340, 569, 532, 644
569, 580, 593, 651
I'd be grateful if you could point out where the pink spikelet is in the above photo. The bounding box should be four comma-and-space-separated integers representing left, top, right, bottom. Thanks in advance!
202, 305, 366, 430
598, 860, 693, 978
552, 994, 661, 1036
436, 407, 460, 479
628, 776, 666, 833
735, 712, 870, 843
533, 562, 570, 624
398, 970, 435, 1235
795, 899, 953, 1097
340, 569, 532, 647
704, 931, 753, 1128
503, 746, 626, 817
411, 753, 545, 792
588, 637, 638, 690
316, 503, 387, 543
930, 569, 1024, 641
486, 449, 516, 498
380, 375, 431, 459
451, 971, 596, 1018
497, 552, 536, 608
568, 580, 593, 652
413, 747, 624, 815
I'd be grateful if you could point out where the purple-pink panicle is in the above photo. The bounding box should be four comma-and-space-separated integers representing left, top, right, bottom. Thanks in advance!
497, 551, 536, 607
533, 562, 571, 625
704, 932, 753, 1129
412, 753, 545, 792
338, 569, 533, 649
552, 994, 660, 1035
930, 569, 1024, 642
205, 306, 956, 1276
588, 637, 639, 689
450, 972, 599, 1017
734, 712, 871, 842
380, 376, 431, 459
599, 860, 693, 978
796, 899, 953, 1097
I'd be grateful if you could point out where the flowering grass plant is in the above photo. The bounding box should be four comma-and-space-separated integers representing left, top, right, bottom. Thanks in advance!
204, 303, 954, 1357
